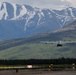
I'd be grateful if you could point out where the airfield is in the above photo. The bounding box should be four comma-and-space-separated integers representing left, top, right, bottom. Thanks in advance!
0, 69, 76, 75
0, 64, 75, 75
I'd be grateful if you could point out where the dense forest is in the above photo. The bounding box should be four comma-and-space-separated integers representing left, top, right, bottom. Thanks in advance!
0, 58, 76, 65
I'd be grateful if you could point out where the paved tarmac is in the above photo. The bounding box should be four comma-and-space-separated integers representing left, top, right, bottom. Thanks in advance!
0, 70, 76, 75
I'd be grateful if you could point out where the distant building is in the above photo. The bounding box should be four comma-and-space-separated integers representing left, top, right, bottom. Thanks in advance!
57, 44, 63, 47
27, 65, 33, 68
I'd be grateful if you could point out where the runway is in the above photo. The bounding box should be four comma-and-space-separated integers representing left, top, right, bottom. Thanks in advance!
0, 70, 76, 75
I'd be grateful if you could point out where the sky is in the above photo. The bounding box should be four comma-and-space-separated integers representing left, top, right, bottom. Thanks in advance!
0, 0, 76, 9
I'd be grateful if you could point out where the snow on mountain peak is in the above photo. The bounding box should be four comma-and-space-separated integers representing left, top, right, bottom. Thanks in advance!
12, 4, 17, 19
11, 5, 27, 20
0, 2, 2, 9
0, 2, 76, 40
0, 2, 28, 20
0, 2, 75, 27
0, 2, 75, 21
0, 2, 8, 20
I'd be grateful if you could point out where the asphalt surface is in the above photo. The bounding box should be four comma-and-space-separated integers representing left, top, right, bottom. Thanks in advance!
0, 70, 76, 75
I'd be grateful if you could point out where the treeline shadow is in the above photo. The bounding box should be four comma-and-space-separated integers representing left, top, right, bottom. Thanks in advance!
0, 58, 76, 65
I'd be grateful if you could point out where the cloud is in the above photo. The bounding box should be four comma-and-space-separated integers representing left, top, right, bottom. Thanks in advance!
0, 0, 75, 9
28, 0, 71, 9
66, 0, 76, 7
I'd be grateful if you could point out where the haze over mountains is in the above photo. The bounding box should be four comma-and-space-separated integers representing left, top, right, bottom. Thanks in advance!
0, 2, 76, 59
0, 2, 76, 40
0, 20, 76, 59
29, 20, 76, 42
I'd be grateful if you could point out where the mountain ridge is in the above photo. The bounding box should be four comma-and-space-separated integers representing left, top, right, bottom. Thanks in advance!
0, 20, 76, 59
0, 2, 76, 40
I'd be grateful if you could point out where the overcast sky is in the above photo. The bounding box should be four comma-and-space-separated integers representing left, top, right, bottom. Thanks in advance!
0, 0, 76, 9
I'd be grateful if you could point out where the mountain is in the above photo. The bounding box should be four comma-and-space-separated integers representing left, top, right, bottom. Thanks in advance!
0, 2, 76, 40
0, 21, 76, 59
28, 20, 76, 41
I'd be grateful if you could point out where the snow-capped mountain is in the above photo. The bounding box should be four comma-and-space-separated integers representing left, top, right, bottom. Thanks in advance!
0, 2, 76, 40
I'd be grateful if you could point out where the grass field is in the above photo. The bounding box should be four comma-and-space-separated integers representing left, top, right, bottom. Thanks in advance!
0, 42, 76, 59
